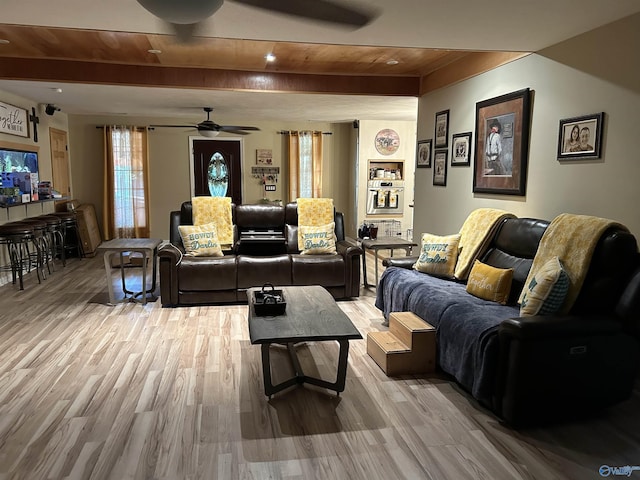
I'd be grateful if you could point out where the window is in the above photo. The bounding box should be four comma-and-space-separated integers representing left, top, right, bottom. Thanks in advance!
287, 131, 323, 200
103, 126, 150, 239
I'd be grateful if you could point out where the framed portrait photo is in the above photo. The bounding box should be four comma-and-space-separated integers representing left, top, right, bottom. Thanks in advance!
416, 139, 432, 168
434, 110, 449, 148
557, 112, 604, 160
473, 88, 531, 196
433, 149, 448, 186
451, 132, 472, 166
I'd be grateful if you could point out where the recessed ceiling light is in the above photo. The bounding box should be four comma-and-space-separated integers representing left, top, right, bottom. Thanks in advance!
148, 49, 162, 54
52, 87, 63, 94
0, 39, 10, 45
265, 53, 276, 62
386, 59, 399, 65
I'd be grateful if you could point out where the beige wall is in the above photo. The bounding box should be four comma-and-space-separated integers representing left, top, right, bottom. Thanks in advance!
413, 13, 640, 240
66, 116, 357, 240
356, 119, 417, 238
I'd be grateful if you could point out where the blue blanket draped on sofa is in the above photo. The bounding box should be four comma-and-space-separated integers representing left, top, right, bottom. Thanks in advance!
375, 266, 520, 402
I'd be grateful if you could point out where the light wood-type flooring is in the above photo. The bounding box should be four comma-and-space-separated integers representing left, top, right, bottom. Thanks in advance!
0, 252, 638, 480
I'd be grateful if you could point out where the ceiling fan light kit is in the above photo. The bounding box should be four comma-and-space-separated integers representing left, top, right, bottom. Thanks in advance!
136, 0, 223, 24
136, 0, 376, 36
200, 129, 220, 137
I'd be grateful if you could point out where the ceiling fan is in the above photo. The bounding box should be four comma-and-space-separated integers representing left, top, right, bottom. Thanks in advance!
137, 0, 377, 41
151, 107, 260, 137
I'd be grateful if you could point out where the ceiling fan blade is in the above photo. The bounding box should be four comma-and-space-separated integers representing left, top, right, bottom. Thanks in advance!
220, 129, 251, 135
150, 124, 197, 128
231, 0, 377, 27
218, 125, 261, 131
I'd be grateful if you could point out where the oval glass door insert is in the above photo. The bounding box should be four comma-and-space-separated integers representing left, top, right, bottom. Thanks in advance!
207, 152, 229, 197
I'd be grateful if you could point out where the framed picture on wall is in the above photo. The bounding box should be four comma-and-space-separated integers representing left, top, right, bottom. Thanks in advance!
0, 101, 29, 138
473, 88, 531, 196
256, 148, 273, 165
434, 110, 449, 148
433, 149, 448, 186
416, 139, 432, 168
557, 112, 604, 160
451, 132, 472, 166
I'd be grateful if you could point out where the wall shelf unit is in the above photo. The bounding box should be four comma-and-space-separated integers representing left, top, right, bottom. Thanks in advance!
0, 197, 68, 219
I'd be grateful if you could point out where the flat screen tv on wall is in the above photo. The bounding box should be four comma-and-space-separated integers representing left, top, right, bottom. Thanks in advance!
0, 147, 39, 201
0, 147, 38, 174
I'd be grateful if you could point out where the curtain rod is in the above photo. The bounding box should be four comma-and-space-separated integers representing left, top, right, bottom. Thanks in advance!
278, 130, 332, 135
95, 126, 149, 130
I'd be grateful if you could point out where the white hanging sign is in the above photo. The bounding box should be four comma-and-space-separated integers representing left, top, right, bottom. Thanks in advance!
0, 101, 29, 138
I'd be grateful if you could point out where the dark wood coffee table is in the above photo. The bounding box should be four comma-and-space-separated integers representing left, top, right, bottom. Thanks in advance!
247, 285, 362, 397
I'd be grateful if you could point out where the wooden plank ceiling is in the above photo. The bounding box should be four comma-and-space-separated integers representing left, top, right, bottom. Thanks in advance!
0, 24, 527, 96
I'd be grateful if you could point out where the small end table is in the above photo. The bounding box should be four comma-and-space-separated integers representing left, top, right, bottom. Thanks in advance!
360, 236, 417, 288
97, 238, 162, 305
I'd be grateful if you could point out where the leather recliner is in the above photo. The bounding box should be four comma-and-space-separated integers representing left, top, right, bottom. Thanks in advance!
159, 201, 362, 307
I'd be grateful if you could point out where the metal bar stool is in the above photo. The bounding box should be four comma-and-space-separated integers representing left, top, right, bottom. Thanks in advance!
37, 214, 66, 267
0, 222, 39, 290
16, 218, 50, 279
50, 212, 85, 259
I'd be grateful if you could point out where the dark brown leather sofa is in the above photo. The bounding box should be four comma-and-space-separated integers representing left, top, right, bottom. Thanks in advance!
159, 201, 362, 307
378, 217, 640, 427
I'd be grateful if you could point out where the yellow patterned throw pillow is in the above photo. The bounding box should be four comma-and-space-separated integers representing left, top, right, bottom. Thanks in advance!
178, 222, 224, 257
299, 222, 337, 255
466, 260, 514, 305
191, 196, 234, 248
297, 197, 334, 248
520, 256, 570, 316
413, 233, 461, 278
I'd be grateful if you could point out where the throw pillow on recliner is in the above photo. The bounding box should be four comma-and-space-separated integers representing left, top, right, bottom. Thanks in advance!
413, 233, 461, 278
520, 256, 570, 316
178, 222, 224, 257
466, 260, 514, 305
299, 222, 337, 255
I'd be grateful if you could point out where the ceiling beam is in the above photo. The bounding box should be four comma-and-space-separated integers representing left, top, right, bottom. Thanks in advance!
0, 57, 421, 97
420, 51, 530, 94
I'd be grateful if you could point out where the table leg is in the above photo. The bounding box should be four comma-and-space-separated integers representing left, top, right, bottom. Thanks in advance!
261, 343, 299, 397
260, 340, 352, 397
103, 250, 117, 305
141, 250, 148, 305
150, 246, 158, 292
374, 249, 380, 286
119, 252, 128, 296
362, 246, 369, 288
129, 248, 157, 304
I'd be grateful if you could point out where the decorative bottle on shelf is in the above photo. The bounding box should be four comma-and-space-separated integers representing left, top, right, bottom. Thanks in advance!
358, 222, 370, 239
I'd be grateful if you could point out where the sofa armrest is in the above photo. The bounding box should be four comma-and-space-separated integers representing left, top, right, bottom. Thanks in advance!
496, 314, 638, 427
336, 238, 363, 297
383, 256, 418, 269
499, 314, 623, 340
336, 238, 362, 258
158, 243, 184, 306
169, 210, 182, 246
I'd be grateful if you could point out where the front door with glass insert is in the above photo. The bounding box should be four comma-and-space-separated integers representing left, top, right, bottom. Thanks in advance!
192, 139, 242, 204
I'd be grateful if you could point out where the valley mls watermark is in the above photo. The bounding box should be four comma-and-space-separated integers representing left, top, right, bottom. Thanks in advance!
599, 465, 640, 477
